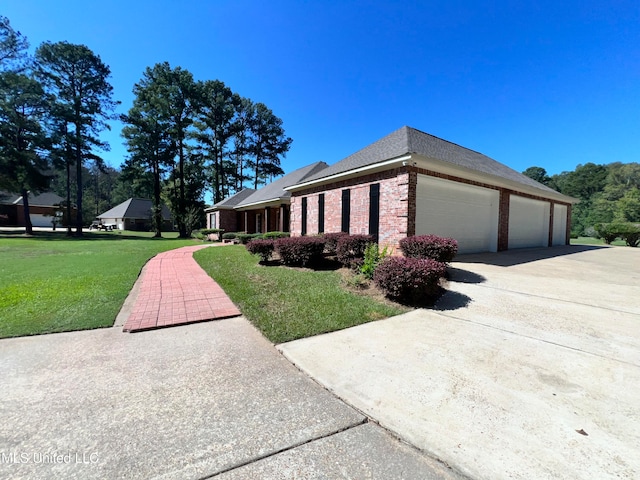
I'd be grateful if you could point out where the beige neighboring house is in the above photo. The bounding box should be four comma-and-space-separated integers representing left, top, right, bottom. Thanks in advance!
97, 198, 172, 231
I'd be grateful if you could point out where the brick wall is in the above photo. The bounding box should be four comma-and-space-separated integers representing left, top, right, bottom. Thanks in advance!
291, 168, 410, 250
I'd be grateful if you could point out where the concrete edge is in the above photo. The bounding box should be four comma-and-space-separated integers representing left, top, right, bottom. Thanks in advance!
112, 261, 150, 328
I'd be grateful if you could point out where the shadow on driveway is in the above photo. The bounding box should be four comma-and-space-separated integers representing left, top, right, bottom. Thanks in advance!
454, 244, 607, 266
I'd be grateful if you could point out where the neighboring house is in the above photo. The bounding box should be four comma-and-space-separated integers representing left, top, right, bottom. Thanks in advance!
0, 191, 67, 227
284, 126, 578, 254
97, 198, 172, 231
205, 162, 328, 234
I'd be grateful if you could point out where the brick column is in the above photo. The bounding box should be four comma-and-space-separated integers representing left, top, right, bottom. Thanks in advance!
548, 202, 555, 247
498, 189, 510, 251
406, 169, 417, 237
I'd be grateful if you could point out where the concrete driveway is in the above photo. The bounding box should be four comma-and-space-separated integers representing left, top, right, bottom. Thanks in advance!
279, 245, 640, 480
0, 317, 463, 479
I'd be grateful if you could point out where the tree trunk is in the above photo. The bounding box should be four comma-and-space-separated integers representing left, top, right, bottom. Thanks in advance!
65, 157, 72, 236
177, 138, 187, 238
74, 122, 83, 236
152, 156, 162, 238
21, 188, 33, 235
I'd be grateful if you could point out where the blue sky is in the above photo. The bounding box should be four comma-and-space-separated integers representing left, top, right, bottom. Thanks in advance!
3, 0, 639, 183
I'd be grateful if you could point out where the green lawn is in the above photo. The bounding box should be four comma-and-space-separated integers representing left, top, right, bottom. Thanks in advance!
0, 230, 197, 338
571, 236, 626, 246
194, 245, 408, 344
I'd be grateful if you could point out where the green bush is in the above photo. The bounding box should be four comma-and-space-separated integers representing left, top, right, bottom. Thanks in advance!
594, 223, 640, 246
360, 243, 389, 280
222, 232, 238, 240
275, 236, 326, 267
246, 239, 275, 262
237, 233, 263, 244
263, 231, 290, 239
374, 256, 447, 303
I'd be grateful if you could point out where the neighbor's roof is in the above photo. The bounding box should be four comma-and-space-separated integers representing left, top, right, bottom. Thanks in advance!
235, 161, 328, 208
97, 198, 171, 220
292, 126, 571, 199
0, 191, 63, 206
207, 188, 256, 211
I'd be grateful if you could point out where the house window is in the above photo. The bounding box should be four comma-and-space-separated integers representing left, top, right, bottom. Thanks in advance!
341, 189, 350, 233
301, 197, 307, 236
369, 183, 380, 241
318, 193, 325, 234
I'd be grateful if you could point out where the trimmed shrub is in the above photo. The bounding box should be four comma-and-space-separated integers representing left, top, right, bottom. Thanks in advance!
263, 231, 290, 240
237, 233, 263, 245
374, 256, 447, 303
222, 232, 238, 240
400, 235, 458, 263
275, 236, 326, 267
360, 243, 389, 280
336, 234, 373, 268
323, 232, 349, 255
594, 224, 619, 244
246, 239, 275, 262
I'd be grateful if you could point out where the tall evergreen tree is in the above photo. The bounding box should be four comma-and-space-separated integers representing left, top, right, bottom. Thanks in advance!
0, 15, 29, 73
0, 72, 51, 234
247, 103, 291, 189
193, 79, 238, 203
35, 41, 117, 235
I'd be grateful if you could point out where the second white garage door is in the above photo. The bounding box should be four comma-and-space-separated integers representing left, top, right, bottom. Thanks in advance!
416, 175, 499, 253
508, 195, 550, 249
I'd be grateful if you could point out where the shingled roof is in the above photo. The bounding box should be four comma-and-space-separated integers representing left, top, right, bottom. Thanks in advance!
294, 126, 563, 197
235, 161, 328, 208
209, 188, 256, 210
98, 198, 171, 220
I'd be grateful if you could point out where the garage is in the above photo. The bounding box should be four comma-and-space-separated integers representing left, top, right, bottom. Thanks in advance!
508, 195, 550, 249
416, 175, 499, 254
552, 204, 568, 246
29, 214, 53, 227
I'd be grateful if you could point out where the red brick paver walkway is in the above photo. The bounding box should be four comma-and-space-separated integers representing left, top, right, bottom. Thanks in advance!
122, 245, 241, 332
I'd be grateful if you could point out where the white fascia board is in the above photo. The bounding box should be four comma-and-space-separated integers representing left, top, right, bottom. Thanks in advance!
235, 197, 287, 211
284, 155, 412, 192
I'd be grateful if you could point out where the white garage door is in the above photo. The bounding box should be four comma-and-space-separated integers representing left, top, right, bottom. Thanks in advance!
552, 204, 568, 246
30, 214, 52, 227
508, 196, 550, 249
416, 175, 499, 253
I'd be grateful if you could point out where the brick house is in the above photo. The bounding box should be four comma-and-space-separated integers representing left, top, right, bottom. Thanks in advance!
97, 198, 172, 231
0, 191, 70, 228
205, 162, 328, 234
284, 126, 578, 254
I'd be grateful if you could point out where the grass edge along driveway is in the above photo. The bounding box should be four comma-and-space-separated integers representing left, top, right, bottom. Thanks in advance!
0, 232, 196, 338
195, 245, 408, 344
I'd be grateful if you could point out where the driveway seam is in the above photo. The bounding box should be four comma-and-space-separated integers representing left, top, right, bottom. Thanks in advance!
200, 418, 368, 479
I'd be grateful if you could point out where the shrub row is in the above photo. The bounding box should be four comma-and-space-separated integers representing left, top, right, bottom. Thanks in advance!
246, 239, 275, 262
223, 231, 290, 243
274, 236, 325, 267
595, 223, 640, 247
336, 234, 373, 268
399, 235, 458, 262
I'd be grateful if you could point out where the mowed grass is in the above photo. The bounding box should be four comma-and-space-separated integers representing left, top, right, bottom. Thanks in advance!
195, 245, 408, 344
0, 230, 197, 338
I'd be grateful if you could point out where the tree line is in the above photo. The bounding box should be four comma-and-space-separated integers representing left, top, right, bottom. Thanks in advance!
0, 15, 291, 237
523, 162, 640, 235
